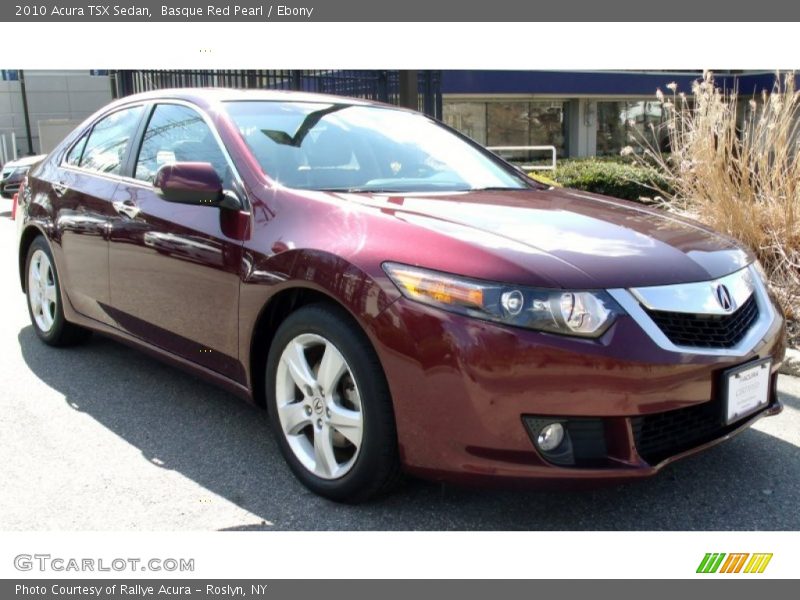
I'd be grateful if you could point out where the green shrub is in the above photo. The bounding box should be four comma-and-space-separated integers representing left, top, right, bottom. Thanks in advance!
543, 158, 672, 202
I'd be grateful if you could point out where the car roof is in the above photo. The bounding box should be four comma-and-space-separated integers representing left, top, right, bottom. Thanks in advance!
116, 87, 390, 109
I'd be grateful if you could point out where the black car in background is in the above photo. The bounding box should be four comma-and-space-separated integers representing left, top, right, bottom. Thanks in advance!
1, 155, 45, 198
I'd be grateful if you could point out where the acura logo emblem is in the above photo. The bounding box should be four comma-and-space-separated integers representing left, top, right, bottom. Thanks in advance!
715, 284, 734, 311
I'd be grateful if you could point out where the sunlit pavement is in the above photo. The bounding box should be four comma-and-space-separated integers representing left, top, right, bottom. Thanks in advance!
1, 200, 799, 531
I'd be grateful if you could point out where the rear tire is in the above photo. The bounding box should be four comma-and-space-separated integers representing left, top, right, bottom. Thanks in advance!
25, 236, 91, 347
266, 303, 402, 503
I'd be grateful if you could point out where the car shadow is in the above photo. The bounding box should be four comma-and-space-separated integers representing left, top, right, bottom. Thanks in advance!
17, 326, 800, 531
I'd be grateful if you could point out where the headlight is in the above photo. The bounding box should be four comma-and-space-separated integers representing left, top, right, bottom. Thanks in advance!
2, 167, 25, 181
382, 262, 621, 338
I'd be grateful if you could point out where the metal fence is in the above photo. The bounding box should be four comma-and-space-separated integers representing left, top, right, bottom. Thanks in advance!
111, 70, 442, 119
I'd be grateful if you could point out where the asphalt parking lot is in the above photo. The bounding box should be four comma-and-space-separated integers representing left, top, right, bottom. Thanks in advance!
1, 198, 799, 531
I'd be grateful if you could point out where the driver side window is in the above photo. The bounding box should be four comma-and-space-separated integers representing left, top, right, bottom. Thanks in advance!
134, 103, 231, 188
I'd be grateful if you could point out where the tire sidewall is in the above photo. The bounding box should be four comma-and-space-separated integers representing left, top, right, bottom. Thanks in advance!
266, 305, 396, 502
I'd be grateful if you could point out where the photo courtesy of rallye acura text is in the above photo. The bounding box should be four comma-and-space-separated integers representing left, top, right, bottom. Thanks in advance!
15, 89, 786, 502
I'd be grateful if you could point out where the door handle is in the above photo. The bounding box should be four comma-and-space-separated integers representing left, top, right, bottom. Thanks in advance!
113, 200, 140, 219
52, 182, 68, 197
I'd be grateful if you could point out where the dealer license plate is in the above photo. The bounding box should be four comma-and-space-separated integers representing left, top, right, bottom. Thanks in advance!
723, 358, 772, 425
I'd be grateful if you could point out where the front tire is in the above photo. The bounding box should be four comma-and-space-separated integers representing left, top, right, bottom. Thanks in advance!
25, 236, 91, 346
266, 303, 401, 502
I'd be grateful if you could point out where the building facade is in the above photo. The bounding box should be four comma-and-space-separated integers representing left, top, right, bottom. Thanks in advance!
0, 70, 113, 159
440, 70, 777, 159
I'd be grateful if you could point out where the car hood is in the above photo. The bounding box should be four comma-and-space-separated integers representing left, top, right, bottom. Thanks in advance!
336, 187, 751, 289
4, 154, 46, 169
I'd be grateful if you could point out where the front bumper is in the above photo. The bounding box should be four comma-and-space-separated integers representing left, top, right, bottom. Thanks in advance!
370, 290, 786, 487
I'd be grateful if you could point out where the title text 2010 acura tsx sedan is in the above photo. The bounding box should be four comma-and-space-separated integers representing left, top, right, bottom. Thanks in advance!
16, 89, 786, 502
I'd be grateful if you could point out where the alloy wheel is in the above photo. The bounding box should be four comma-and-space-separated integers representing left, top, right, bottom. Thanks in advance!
275, 333, 364, 479
28, 249, 57, 334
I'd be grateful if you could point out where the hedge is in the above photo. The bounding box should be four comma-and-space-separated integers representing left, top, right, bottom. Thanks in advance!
531, 158, 672, 203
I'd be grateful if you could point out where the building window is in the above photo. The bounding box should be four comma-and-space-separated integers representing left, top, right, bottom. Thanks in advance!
486, 101, 565, 155
443, 100, 566, 157
1, 70, 19, 81
596, 100, 667, 155
443, 102, 487, 145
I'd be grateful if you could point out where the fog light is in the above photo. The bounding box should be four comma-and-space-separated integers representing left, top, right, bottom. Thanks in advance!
537, 422, 565, 451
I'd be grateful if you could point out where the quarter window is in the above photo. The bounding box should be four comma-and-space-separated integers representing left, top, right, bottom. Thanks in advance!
64, 134, 88, 167
79, 106, 144, 175
134, 104, 230, 186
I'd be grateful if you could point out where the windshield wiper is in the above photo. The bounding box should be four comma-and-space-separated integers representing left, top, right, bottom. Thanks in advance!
469, 186, 528, 191
314, 187, 405, 193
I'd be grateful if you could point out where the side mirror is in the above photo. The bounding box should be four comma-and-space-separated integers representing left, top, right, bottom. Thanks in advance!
154, 162, 240, 210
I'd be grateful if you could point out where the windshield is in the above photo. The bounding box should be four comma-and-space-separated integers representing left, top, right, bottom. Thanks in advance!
224, 101, 530, 193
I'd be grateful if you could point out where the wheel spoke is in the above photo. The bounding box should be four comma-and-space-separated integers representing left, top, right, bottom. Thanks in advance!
283, 341, 317, 393
278, 401, 312, 435
41, 305, 54, 329
39, 259, 50, 286
314, 425, 339, 478
30, 260, 41, 284
329, 404, 362, 448
29, 287, 42, 312
316, 342, 347, 397
44, 283, 57, 304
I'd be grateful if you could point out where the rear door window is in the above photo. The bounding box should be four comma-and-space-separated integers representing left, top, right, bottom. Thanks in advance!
79, 105, 144, 175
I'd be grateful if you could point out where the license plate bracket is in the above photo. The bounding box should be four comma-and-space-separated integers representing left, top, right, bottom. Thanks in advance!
722, 358, 772, 425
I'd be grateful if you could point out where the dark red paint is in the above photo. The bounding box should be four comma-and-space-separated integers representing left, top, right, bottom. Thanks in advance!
17, 89, 787, 487
153, 161, 223, 197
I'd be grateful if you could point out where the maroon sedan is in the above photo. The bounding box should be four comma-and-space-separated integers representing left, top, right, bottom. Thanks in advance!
16, 89, 786, 502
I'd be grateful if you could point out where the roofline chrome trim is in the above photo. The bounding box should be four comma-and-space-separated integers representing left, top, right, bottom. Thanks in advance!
607, 265, 777, 358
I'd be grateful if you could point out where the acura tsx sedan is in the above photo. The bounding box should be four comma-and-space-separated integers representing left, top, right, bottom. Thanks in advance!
16, 89, 786, 502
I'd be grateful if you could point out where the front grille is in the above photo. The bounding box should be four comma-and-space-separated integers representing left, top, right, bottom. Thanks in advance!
631, 400, 723, 465
645, 293, 759, 349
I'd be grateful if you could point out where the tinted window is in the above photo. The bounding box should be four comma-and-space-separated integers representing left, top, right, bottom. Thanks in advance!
135, 104, 230, 186
225, 101, 529, 192
80, 106, 144, 175
64, 133, 88, 166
